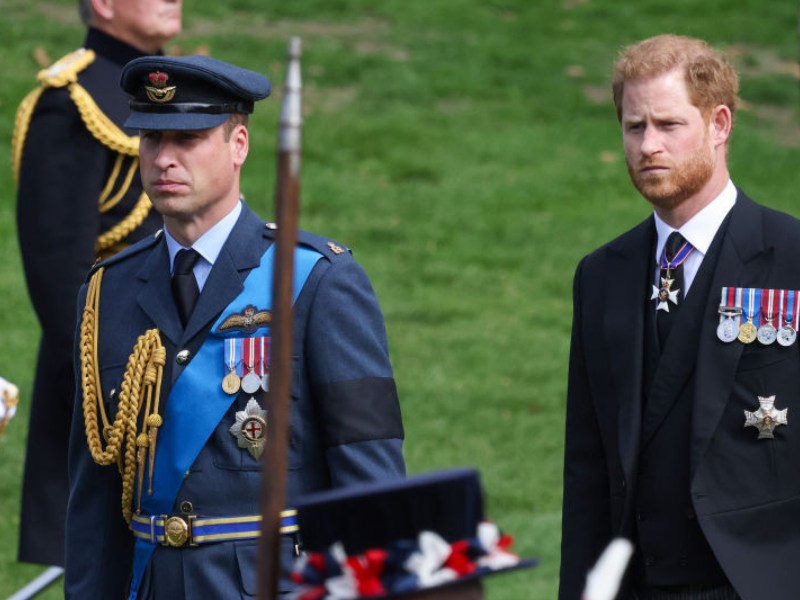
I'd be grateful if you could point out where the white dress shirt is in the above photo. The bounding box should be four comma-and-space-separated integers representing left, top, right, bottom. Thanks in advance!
164, 200, 242, 292
653, 179, 737, 297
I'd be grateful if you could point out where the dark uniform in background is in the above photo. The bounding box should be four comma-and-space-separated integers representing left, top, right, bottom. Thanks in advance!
12, 27, 163, 567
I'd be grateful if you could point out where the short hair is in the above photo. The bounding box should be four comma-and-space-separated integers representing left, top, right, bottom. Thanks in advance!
222, 113, 249, 141
78, 0, 91, 25
611, 34, 739, 122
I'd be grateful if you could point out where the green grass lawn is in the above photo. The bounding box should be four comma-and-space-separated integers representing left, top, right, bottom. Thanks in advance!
0, 0, 797, 597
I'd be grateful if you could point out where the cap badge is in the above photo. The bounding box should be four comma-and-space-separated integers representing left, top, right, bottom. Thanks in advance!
145, 71, 177, 104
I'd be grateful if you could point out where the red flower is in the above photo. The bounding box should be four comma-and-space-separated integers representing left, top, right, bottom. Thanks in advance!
444, 540, 477, 575
347, 549, 388, 596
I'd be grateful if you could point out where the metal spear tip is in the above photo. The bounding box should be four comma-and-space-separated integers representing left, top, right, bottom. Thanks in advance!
288, 36, 302, 59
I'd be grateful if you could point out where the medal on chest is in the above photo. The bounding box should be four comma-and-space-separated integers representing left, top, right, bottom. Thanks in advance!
229, 397, 268, 459
744, 395, 788, 440
221, 336, 271, 395
651, 237, 694, 312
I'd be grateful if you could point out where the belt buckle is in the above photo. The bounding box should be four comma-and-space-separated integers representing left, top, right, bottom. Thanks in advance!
162, 514, 197, 548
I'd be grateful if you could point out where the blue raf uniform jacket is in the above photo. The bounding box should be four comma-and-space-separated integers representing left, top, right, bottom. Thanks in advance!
65, 205, 405, 598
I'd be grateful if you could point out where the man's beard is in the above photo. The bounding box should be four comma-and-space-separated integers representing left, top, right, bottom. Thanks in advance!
627, 142, 715, 211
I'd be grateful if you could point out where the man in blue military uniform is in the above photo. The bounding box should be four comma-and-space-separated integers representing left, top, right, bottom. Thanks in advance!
13, 0, 182, 567
65, 54, 405, 599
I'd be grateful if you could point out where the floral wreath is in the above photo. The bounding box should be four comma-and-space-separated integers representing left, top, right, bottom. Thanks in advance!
291, 521, 522, 599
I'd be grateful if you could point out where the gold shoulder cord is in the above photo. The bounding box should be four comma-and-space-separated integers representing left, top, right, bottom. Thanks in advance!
11, 47, 153, 257
80, 268, 166, 524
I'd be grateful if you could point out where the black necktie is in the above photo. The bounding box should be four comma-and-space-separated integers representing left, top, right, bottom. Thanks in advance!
656, 232, 687, 346
172, 248, 200, 327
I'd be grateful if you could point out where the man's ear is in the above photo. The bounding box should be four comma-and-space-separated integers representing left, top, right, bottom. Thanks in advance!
231, 124, 249, 167
709, 104, 732, 147
90, 0, 114, 21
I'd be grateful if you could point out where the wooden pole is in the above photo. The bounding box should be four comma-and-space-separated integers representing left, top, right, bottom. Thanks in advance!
259, 36, 303, 600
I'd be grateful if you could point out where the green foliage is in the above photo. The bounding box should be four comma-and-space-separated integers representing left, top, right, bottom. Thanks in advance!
0, 0, 798, 598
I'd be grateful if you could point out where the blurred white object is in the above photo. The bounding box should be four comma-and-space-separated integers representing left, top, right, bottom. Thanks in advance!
582, 538, 635, 600
7, 566, 64, 600
0, 376, 20, 437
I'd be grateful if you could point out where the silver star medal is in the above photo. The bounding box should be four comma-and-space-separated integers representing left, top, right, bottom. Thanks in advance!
744, 395, 788, 439
651, 276, 679, 312
229, 397, 268, 459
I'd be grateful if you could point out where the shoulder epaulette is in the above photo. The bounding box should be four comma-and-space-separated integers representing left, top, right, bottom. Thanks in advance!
263, 223, 353, 261
88, 229, 163, 279
12, 47, 138, 183
37, 48, 96, 88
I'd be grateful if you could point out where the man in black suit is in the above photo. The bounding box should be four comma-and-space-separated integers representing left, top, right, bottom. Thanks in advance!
560, 34, 800, 600
12, 0, 181, 567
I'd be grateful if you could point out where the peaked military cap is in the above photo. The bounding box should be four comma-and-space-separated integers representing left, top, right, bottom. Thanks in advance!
120, 55, 271, 130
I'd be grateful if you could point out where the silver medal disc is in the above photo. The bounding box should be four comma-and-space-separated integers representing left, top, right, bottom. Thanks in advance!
757, 323, 777, 346
241, 372, 261, 394
777, 325, 797, 347
261, 373, 270, 392
717, 319, 739, 343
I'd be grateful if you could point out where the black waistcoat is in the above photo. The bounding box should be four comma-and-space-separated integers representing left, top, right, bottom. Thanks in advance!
634, 217, 731, 587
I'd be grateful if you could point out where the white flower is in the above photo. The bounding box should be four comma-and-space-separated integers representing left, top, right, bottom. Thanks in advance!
404, 531, 458, 588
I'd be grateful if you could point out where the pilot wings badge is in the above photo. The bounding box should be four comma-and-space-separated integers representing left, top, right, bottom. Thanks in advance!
217, 305, 272, 335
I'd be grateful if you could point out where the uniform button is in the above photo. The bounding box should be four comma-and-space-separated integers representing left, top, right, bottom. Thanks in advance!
265, 222, 277, 230
179, 500, 194, 514
176, 349, 191, 365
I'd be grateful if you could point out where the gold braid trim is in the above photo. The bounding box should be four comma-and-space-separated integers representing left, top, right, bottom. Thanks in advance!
80, 267, 166, 524
98, 154, 124, 207
11, 47, 151, 252
12, 48, 96, 182
99, 156, 139, 213
11, 87, 45, 183
95, 190, 153, 255
69, 83, 139, 156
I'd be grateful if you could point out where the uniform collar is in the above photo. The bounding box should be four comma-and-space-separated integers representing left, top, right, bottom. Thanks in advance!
84, 27, 160, 67
165, 200, 243, 271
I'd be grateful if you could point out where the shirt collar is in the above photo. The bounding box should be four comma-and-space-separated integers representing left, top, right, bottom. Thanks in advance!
165, 200, 242, 271
653, 179, 737, 262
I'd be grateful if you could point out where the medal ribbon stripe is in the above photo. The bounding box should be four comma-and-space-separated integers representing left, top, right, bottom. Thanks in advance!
718, 287, 800, 346
779, 289, 786, 326
659, 238, 695, 270
745, 288, 756, 326
226, 338, 241, 376
260, 336, 269, 376
757, 288, 763, 326
763, 289, 775, 325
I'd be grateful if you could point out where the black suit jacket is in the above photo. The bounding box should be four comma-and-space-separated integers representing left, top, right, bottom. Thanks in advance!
559, 191, 800, 600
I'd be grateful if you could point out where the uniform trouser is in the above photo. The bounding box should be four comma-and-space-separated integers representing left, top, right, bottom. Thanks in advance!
636, 584, 739, 600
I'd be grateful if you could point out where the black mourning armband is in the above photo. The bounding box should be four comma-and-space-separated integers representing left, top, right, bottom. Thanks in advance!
312, 377, 404, 447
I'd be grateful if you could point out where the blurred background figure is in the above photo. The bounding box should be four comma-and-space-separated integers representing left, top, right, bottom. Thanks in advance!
290, 468, 537, 600
0, 376, 20, 439
11, 0, 182, 568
